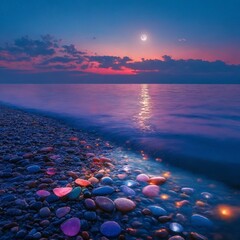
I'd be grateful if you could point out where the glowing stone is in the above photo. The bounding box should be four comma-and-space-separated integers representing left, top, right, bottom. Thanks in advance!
142, 185, 160, 197
148, 177, 166, 185
60, 217, 80, 236
36, 190, 50, 198
53, 187, 72, 197
75, 179, 91, 187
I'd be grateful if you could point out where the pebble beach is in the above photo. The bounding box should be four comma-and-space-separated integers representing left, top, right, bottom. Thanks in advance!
0, 104, 240, 240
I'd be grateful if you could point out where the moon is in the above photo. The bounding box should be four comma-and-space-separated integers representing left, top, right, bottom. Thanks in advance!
140, 34, 147, 41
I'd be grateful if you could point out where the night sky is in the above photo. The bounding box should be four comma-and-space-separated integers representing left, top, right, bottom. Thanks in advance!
0, 0, 240, 83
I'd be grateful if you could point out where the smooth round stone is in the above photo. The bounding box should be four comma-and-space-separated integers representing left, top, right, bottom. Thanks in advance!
46, 168, 57, 176
100, 221, 121, 237
39, 207, 51, 217
120, 185, 136, 196
92, 186, 114, 196
84, 199, 96, 210
124, 180, 139, 188
136, 174, 149, 182
148, 205, 167, 216
36, 190, 50, 198
60, 217, 81, 237
75, 179, 91, 187
169, 222, 183, 233
114, 198, 136, 212
88, 177, 99, 184
154, 228, 169, 238
201, 192, 213, 199
148, 176, 166, 185
101, 177, 113, 185
68, 187, 81, 200
53, 187, 72, 197
56, 206, 71, 218
142, 185, 160, 197
169, 236, 185, 240
190, 232, 208, 240
181, 187, 194, 195
95, 196, 115, 212
191, 214, 213, 228
27, 165, 41, 173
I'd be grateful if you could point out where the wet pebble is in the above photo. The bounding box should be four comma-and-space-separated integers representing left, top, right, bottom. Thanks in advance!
142, 185, 160, 197
181, 187, 194, 195
53, 187, 72, 197
36, 190, 50, 198
92, 186, 114, 195
147, 205, 167, 217
136, 174, 149, 182
27, 165, 41, 173
101, 177, 113, 185
148, 176, 166, 185
168, 236, 185, 240
56, 206, 71, 218
191, 214, 213, 228
95, 196, 115, 212
60, 217, 81, 237
75, 179, 91, 187
120, 185, 136, 196
68, 187, 81, 200
114, 198, 136, 212
39, 207, 51, 217
169, 222, 183, 233
100, 221, 121, 238
84, 199, 96, 210
84, 211, 97, 221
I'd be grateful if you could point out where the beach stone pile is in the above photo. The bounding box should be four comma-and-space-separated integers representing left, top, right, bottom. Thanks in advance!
0, 105, 238, 240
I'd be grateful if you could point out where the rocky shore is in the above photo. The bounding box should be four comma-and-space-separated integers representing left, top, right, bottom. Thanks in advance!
0, 104, 239, 240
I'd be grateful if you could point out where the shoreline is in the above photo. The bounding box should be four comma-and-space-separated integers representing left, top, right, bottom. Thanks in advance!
1, 101, 239, 189
0, 104, 240, 240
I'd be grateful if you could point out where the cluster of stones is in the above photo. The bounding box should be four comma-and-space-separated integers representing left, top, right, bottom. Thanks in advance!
0, 105, 227, 240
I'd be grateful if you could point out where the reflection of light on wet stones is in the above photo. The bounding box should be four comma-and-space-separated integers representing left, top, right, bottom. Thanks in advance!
75, 178, 91, 187
56, 206, 71, 218
169, 222, 183, 233
190, 232, 208, 240
101, 177, 113, 185
154, 228, 169, 238
60, 217, 81, 236
95, 196, 115, 212
136, 174, 149, 182
36, 190, 50, 198
191, 214, 213, 228
147, 205, 167, 216
142, 185, 160, 197
53, 187, 72, 197
100, 221, 121, 237
175, 200, 190, 208
168, 236, 184, 240
124, 180, 139, 187
120, 185, 136, 196
92, 186, 114, 195
201, 192, 213, 199
114, 198, 136, 212
181, 187, 194, 195
148, 176, 166, 185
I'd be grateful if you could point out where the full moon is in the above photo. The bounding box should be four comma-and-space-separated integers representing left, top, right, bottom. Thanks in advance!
140, 34, 147, 41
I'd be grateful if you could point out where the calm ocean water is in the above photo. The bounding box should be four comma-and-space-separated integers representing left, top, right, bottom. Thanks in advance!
0, 84, 240, 187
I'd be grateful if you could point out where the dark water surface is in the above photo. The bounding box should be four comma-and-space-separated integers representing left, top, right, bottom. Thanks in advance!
0, 84, 240, 187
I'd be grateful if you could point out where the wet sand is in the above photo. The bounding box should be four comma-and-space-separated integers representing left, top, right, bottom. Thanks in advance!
0, 104, 239, 240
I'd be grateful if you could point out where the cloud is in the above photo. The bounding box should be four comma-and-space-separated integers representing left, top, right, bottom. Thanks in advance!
0, 35, 240, 83
88, 55, 132, 70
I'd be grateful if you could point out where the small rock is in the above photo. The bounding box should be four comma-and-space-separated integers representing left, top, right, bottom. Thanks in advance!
39, 207, 51, 217
100, 221, 121, 238
114, 198, 136, 212
56, 206, 71, 218
95, 196, 115, 212
61, 217, 81, 237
